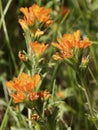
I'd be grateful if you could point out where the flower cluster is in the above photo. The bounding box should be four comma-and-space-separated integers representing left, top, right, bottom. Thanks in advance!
6, 73, 49, 103
19, 4, 53, 29
30, 41, 48, 56
4, 2, 96, 130
18, 4, 52, 59
52, 30, 91, 60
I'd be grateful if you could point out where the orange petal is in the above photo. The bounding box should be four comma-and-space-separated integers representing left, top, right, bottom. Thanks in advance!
6, 80, 14, 90
12, 92, 26, 103
32, 74, 40, 88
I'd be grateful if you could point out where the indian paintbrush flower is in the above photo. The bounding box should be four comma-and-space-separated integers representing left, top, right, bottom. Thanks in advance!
6, 73, 40, 103
30, 41, 48, 56
6, 73, 50, 103
52, 30, 91, 60
19, 4, 53, 27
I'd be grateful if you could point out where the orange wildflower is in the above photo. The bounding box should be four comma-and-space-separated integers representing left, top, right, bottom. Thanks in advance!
30, 41, 48, 56
6, 73, 40, 103
52, 30, 91, 60
19, 4, 53, 27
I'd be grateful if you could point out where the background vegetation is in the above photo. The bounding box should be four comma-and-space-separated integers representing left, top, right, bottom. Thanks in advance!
1, 0, 98, 130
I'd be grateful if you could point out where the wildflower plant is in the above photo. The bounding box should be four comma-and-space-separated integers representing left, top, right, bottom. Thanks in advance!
1, 1, 98, 130
5, 4, 54, 130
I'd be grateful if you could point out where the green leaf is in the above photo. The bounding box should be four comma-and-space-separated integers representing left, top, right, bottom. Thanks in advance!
0, 99, 7, 106
46, 1, 53, 8
63, 87, 75, 99
0, 59, 8, 65
67, 127, 72, 130
89, 0, 98, 11
11, 127, 33, 130
0, 50, 4, 57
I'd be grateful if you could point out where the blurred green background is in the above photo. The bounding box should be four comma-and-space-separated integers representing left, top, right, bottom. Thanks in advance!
1, 0, 98, 130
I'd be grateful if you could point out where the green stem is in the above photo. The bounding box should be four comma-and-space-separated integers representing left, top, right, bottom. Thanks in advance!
76, 71, 93, 114
76, 72, 98, 129
82, 85, 93, 116
91, 41, 98, 44
83, 87, 98, 130
0, 0, 18, 74
0, 0, 12, 29
2, 78, 9, 103
0, 98, 12, 130
90, 46, 98, 73
88, 67, 98, 87
28, 108, 32, 129
37, 0, 42, 6
50, 62, 59, 88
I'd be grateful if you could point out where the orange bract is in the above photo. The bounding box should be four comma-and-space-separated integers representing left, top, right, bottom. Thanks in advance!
30, 41, 48, 56
19, 4, 53, 27
58, 91, 65, 98
18, 51, 28, 61
52, 30, 91, 60
29, 90, 50, 101
6, 73, 40, 103
12, 92, 26, 103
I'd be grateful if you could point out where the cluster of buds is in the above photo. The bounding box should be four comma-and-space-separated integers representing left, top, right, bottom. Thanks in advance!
18, 51, 28, 61
29, 90, 50, 101
31, 114, 39, 121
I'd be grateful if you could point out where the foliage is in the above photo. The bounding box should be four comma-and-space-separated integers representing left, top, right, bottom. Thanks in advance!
1, 0, 98, 130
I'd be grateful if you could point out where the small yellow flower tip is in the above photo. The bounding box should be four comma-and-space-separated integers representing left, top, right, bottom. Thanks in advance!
18, 19, 28, 30
80, 57, 89, 68
41, 90, 50, 100
35, 29, 44, 37
52, 53, 62, 60
81, 57, 89, 65
45, 20, 53, 27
